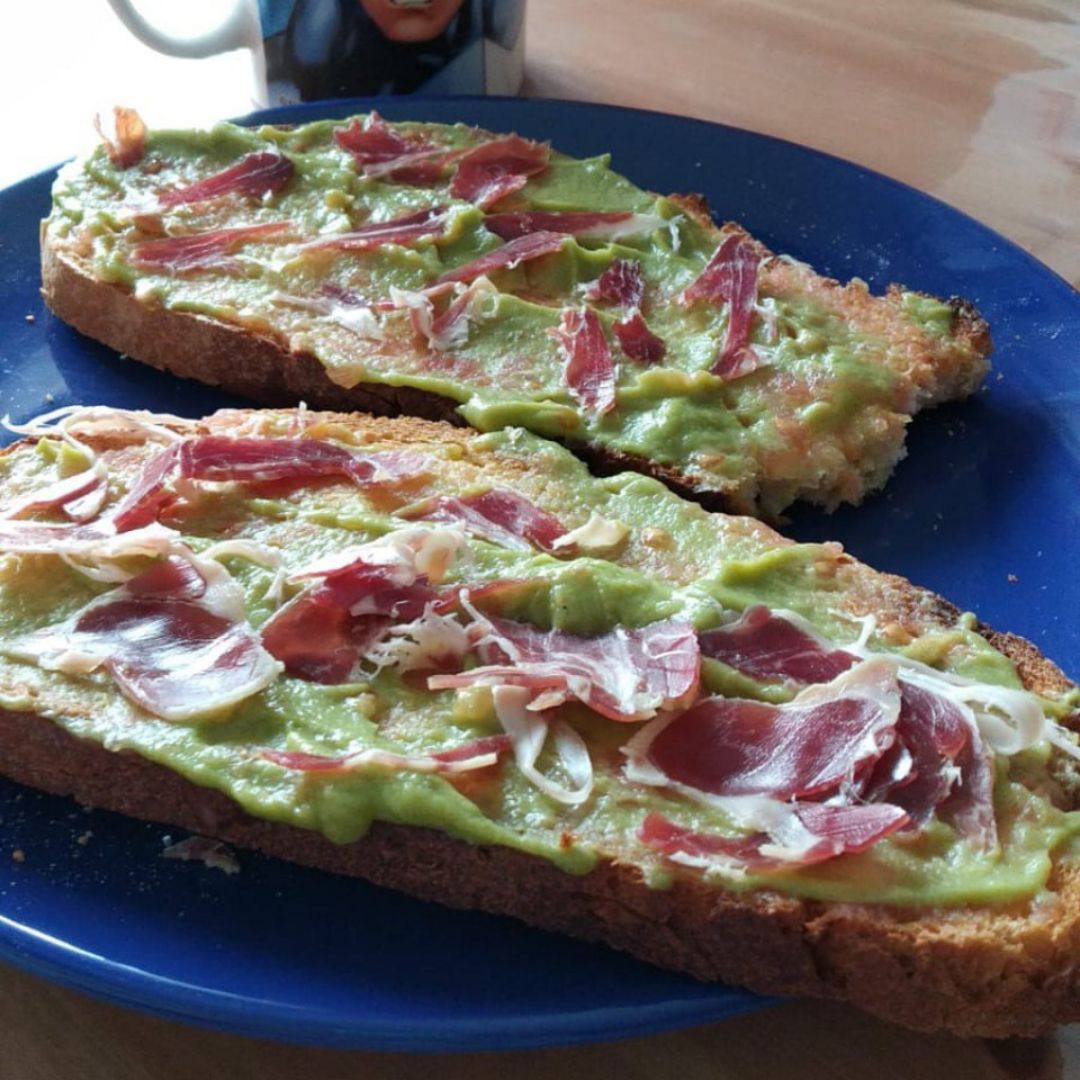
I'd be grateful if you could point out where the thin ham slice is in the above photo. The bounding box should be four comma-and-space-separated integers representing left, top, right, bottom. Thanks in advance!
698, 606, 857, 686
628, 658, 900, 799
640, 803, 909, 873
449, 135, 550, 209
435, 231, 567, 285
586, 260, 665, 364
398, 489, 568, 553
612, 312, 665, 363
554, 307, 617, 416
300, 208, 446, 252
8, 553, 279, 721
680, 232, 762, 380
333, 113, 450, 182
130, 221, 295, 274
485, 210, 635, 241
95, 107, 146, 168
430, 611, 700, 722
158, 152, 293, 207
260, 529, 465, 684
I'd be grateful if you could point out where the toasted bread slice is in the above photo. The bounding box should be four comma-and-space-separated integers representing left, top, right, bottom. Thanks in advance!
0, 406, 1078, 1038
40, 113, 990, 517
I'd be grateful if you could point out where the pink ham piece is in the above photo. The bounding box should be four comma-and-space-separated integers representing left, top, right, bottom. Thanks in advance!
639, 803, 910, 873
300, 207, 446, 253
636, 658, 900, 799
430, 612, 700, 722
259, 734, 512, 776
95, 107, 146, 168
129, 221, 295, 274
554, 307, 617, 416
680, 232, 762, 380
435, 231, 567, 285
398, 489, 568, 553
334, 113, 449, 182
158, 152, 293, 208
698, 606, 857, 686
484, 211, 635, 242
8, 554, 280, 721
449, 135, 550, 209
585, 260, 666, 364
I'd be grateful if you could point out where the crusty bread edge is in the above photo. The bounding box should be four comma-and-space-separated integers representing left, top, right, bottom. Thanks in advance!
1, 409, 1079, 1039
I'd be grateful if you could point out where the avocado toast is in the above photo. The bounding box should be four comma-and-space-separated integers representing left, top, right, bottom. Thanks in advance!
1, 405, 1078, 1037
40, 111, 990, 518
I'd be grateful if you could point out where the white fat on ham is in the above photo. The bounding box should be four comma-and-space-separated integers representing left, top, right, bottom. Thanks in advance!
389, 277, 498, 353
493, 685, 594, 806
268, 291, 385, 342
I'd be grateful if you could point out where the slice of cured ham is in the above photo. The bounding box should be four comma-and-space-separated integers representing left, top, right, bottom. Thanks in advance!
0, 465, 106, 523
484, 211, 636, 241
436, 231, 567, 285
300, 208, 446, 252
554, 307, 617, 416
158, 152, 293, 207
333, 113, 450, 183
449, 135, 550, 209
640, 803, 909, 873
259, 529, 467, 683
430, 610, 700, 722
629, 657, 901, 800
398, 489, 568, 553
130, 222, 295, 274
585, 260, 665, 363
699, 605, 857, 686
680, 232, 762, 380
5, 551, 280, 721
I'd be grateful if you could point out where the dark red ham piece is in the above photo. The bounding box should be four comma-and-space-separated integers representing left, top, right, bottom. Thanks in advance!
449, 135, 550, 209
399, 489, 568, 553
95, 107, 146, 168
612, 312, 666, 363
485, 211, 634, 242
431, 614, 700, 722
124, 555, 207, 601
680, 232, 762, 380
435, 231, 567, 285
585, 260, 666, 363
642, 660, 899, 799
554, 307, 617, 416
585, 258, 646, 308
109, 443, 182, 531
158, 152, 293, 207
129, 222, 295, 274
300, 207, 446, 252
698, 606, 857, 686
640, 804, 909, 872
334, 113, 432, 165
260, 599, 391, 684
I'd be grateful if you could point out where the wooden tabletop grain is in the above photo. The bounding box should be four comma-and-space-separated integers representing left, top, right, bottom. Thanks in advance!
1, 2, 1078, 1077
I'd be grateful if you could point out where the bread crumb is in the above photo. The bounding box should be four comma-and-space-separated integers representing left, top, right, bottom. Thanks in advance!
162, 835, 240, 875
24, 313, 35, 323
11, 849, 24, 864
1008, 574, 1019, 584
642, 527, 672, 550
76, 830, 92, 846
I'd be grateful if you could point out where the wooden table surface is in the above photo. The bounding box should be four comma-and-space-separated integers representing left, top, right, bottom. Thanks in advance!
1, 2, 1078, 1077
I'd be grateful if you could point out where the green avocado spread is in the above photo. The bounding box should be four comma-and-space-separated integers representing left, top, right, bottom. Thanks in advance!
0, 422, 1077, 907
46, 115, 984, 516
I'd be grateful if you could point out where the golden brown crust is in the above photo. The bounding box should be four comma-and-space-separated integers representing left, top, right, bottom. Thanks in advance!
1, 408, 1078, 1039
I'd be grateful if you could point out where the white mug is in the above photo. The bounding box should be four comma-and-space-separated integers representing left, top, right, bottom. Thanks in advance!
107, 0, 525, 107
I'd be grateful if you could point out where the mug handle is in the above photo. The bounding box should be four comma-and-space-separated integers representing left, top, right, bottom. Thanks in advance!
106, 0, 258, 59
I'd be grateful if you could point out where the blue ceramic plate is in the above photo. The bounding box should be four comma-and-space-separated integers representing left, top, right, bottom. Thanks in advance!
0, 97, 1077, 1051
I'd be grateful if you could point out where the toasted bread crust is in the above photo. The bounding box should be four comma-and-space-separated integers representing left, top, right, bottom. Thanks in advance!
0, 408, 1077, 1039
